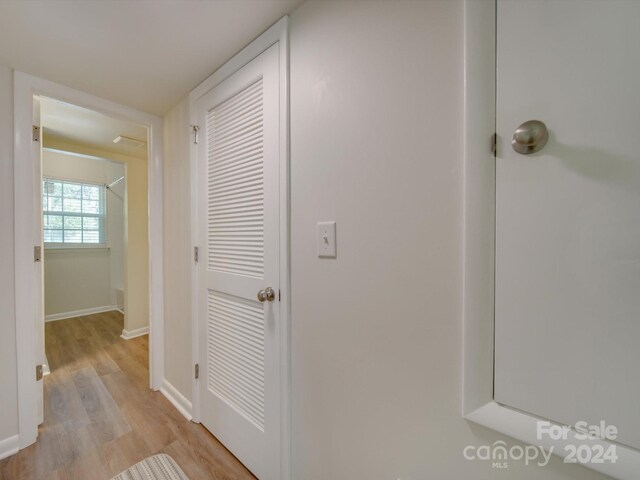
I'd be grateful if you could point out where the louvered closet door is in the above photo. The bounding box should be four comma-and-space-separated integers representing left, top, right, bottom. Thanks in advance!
197, 43, 280, 480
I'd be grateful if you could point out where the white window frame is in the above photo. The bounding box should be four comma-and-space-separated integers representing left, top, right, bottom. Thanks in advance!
462, 2, 640, 479
42, 176, 108, 248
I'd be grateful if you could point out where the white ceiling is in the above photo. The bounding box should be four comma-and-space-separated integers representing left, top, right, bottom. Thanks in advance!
41, 96, 149, 159
0, 0, 303, 116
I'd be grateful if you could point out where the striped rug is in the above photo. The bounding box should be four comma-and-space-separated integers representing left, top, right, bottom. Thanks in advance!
111, 454, 189, 480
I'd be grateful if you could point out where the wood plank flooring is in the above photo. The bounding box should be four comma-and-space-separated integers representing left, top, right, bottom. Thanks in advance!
0, 311, 256, 480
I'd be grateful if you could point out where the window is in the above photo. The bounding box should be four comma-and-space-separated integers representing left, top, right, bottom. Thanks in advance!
43, 178, 106, 245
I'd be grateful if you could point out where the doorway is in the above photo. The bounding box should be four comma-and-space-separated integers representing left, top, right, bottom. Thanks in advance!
40, 96, 143, 324
13, 72, 165, 450
189, 18, 290, 480
40, 94, 150, 379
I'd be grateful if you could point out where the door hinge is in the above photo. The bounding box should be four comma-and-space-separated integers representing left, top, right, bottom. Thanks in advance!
491, 132, 497, 156
36, 364, 43, 381
191, 125, 199, 144
278, 289, 281, 302
194, 246, 199, 263
34, 245, 42, 262
32, 125, 40, 142
195, 363, 199, 379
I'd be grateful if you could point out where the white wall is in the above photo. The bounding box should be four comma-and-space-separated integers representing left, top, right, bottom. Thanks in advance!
43, 137, 149, 332
0, 1, 619, 476
161, 1, 611, 478
43, 149, 108, 183
0, 64, 18, 445
44, 248, 111, 315
106, 161, 125, 306
287, 2, 607, 479
122, 153, 149, 332
162, 98, 193, 399
42, 149, 124, 317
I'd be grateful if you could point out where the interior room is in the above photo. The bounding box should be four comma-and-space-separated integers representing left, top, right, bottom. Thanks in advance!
40, 97, 150, 338
0, 1, 637, 480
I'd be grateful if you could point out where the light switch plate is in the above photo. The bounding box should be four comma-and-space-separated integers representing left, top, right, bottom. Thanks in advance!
317, 221, 336, 258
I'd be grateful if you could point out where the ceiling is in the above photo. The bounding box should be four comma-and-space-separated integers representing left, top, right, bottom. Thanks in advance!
41, 96, 148, 159
0, 0, 303, 116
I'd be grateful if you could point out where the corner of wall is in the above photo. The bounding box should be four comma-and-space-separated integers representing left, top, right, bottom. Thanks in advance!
161, 98, 193, 403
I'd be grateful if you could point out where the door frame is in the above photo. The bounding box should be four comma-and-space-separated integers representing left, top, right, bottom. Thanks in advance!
462, 1, 640, 478
14, 71, 165, 449
188, 16, 290, 480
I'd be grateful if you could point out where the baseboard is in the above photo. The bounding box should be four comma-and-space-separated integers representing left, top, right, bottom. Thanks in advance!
0, 434, 19, 461
45, 305, 119, 322
120, 326, 149, 340
160, 379, 193, 421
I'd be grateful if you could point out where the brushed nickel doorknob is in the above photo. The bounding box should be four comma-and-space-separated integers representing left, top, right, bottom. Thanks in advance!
511, 120, 549, 154
257, 287, 275, 303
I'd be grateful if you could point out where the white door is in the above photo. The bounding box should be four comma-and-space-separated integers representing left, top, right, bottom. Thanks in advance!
34, 95, 45, 426
196, 43, 281, 479
495, 1, 640, 449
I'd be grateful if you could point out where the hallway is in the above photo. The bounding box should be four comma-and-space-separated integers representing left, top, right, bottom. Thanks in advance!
0, 312, 255, 480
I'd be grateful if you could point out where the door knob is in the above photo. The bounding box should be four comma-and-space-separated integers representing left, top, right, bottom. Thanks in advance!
511, 120, 549, 154
257, 287, 275, 303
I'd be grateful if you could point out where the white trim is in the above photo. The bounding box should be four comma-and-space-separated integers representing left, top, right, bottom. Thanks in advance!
43, 173, 107, 187
277, 17, 292, 480
189, 18, 286, 101
462, 0, 497, 418
160, 379, 193, 421
189, 89, 199, 426
0, 435, 19, 461
462, 3, 640, 479
120, 326, 149, 340
189, 16, 290, 480
45, 305, 119, 322
44, 245, 110, 251
13, 72, 164, 450
467, 403, 640, 480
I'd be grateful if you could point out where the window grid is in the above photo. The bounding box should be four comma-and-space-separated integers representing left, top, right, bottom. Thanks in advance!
43, 177, 106, 245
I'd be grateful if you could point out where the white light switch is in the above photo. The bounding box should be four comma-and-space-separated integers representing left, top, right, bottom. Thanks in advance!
317, 221, 336, 258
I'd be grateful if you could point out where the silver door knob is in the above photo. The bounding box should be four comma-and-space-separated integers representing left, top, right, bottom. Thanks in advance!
257, 287, 275, 303
511, 120, 549, 155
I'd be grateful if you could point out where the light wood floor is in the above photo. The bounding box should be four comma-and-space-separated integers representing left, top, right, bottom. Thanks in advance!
0, 311, 255, 480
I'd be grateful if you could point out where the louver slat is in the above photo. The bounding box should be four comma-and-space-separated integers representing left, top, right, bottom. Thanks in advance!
207, 290, 265, 430
207, 77, 264, 278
